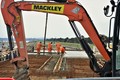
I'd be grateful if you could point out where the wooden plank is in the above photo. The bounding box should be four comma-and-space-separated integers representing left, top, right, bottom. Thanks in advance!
38, 56, 53, 70
53, 56, 63, 72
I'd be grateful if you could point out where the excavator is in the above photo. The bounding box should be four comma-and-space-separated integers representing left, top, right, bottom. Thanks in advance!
1, 0, 120, 79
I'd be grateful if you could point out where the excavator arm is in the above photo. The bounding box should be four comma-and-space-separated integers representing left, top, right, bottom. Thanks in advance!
1, 0, 111, 78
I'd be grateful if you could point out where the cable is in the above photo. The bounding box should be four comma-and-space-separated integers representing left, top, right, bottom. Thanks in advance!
43, 0, 49, 55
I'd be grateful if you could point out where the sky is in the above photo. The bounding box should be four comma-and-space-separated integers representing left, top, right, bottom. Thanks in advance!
0, 0, 112, 38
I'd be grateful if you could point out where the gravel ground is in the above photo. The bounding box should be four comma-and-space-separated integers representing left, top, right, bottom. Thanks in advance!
0, 55, 99, 80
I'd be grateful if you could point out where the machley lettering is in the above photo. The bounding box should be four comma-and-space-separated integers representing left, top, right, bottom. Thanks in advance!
34, 5, 62, 11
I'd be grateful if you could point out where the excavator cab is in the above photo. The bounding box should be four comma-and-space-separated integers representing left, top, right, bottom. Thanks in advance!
112, 1, 120, 76
104, 0, 120, 76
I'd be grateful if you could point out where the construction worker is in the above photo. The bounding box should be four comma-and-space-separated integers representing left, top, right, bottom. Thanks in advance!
48, 42, 52, 53
60, 46, 66, 56
56, 42, 61, 54
36, 42, 42, 56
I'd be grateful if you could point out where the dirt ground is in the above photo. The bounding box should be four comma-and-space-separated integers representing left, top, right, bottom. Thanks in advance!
0, 55, 99, 80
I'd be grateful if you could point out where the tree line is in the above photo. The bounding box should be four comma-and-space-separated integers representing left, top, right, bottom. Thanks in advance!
47, 34, 113, 44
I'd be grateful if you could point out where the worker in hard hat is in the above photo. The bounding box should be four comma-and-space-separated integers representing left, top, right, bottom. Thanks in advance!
60, 46, 66, 57
56, 42, 61, 54
36, 42, 42, 56
48, 42, 52, 53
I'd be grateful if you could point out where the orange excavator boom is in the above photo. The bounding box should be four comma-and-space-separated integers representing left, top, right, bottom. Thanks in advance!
1, 0, 112, 78
1, 0, 110, 61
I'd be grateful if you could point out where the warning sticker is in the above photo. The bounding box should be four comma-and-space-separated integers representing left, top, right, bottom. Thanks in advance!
32, 4, 64, 14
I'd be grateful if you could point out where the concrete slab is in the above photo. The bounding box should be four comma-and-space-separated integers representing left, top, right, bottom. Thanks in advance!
64, 51, 88, 58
